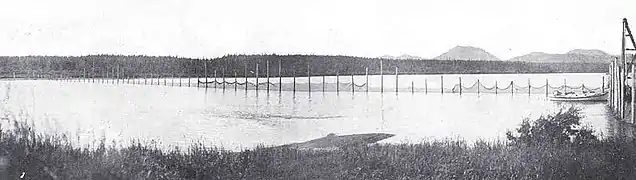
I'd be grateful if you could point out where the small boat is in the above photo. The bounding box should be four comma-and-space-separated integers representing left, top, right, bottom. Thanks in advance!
548, 91, 608, 102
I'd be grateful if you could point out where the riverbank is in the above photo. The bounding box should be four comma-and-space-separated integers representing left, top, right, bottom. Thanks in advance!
0, 108, 634, 179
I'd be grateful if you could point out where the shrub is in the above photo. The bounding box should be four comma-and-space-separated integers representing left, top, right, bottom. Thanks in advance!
506, 106, 598, 147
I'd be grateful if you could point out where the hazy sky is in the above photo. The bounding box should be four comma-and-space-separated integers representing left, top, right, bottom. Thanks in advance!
1, 0, 634, 59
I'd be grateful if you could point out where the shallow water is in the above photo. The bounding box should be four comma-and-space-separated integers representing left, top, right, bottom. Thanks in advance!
0, 73, 613, 151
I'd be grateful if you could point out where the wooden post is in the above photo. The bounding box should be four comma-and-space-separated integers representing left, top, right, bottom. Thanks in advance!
245, 65, 248, 91
609, 62, 613, 108
622, 19, 627, 117
336, 70, 340, 92
279, 59, 282, 93
511, 81, 514, 95
156, 73, 160, 86
528, 79, 531, 95
256, 64, 259, 91
411, 81, 414, 94
459, 77, 462, 95
171, 74, 174, 86
441, 76, 444, 94
425, 78, 428, 94
380, 60, 384, 93
602, 76, 605, 93
630, 55, 636, 123
293, 70, 296, 93
204, 61, 208, 89
164, 75, 167, 86
477, 79, 480, 94
610, 60, 614, 109
235, 72, 238, 91
267, 60, 270, 92
395, 67, 398, 94
351, 72, 355, 93
222, 68, 226, 90
495, 80, 498, 94
214, 70, 217, 89
308, 63, 311, 93
365, 67, 369, 93
545, 79, 549, 97
322, 75, 325, 92
564, 79, 567, 94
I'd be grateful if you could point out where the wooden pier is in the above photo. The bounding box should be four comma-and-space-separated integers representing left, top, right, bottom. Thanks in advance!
608, 18, 636, 123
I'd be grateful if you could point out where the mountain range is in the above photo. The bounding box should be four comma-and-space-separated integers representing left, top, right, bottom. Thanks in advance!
379, 46, 614, 63
434, 46, 500, 61
507, 49, 615, 63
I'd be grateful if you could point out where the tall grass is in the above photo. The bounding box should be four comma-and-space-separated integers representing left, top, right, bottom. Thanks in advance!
0, 108, 635, 179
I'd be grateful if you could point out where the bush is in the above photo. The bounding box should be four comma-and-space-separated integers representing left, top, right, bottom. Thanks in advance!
506, 106, 598, 147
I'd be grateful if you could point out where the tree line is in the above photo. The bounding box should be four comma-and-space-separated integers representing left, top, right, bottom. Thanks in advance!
0, 54, 608, 78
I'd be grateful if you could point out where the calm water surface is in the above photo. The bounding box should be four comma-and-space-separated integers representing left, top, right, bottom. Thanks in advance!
0, 73, 613, 151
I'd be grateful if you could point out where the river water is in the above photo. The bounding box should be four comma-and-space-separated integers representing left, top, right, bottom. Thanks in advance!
0, 73, 613, 151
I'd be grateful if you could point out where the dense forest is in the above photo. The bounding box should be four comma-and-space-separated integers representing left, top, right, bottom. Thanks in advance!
0, 54, 609, 78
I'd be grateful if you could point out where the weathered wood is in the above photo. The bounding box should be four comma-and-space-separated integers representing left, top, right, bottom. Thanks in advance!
459, 77, 462, 94
395, 67, 398, 94
441, 76, 444, 94
365, 67, 369, 93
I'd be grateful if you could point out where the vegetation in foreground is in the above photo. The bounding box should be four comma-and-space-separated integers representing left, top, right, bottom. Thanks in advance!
1, 107, 635, 179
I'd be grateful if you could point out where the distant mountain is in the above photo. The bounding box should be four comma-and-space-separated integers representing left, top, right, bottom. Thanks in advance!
434, 46, 500, 61
379, 54, 423, 60
508, 49, 614, 63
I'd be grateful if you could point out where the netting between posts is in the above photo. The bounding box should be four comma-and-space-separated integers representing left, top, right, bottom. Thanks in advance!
195, 77, 606, 94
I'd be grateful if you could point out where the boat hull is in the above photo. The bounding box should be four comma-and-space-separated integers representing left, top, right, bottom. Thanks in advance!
548, 92, 608, 102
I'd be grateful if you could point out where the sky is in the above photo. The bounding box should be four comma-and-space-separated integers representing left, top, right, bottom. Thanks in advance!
0, 0, 634, 59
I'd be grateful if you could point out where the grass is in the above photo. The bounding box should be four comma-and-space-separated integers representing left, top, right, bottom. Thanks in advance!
1, 108, 636, 179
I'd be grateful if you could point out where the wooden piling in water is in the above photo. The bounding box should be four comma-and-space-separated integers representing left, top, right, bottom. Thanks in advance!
477, 79, 480, 94
279, 59, 282, 93
563, 79, 567, 94
495, 80, 498, 94
322, 75, 325, 93
440, 76, 444, 94
214, 70, 217, 89
545, 79, 549, 97
425, 78, 428, 94
365, 67, 369, 93
395, 67, 398, 94
245, 66, 248, 91
204, 61, 208, 89
351, 72, 354, 93
293, 70, 296, 93
511, 81, 514, 95
459, 77, 462, 95
336, 70, 340, 92
308, 64, 311, 93
602, 76, 605, 93
528, 79, 531, 95
380, 59, 383, 93
235, 72, 238, 91
222, 68, 226, 91
411, 81, 414, 94
256, 64, 259, 91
